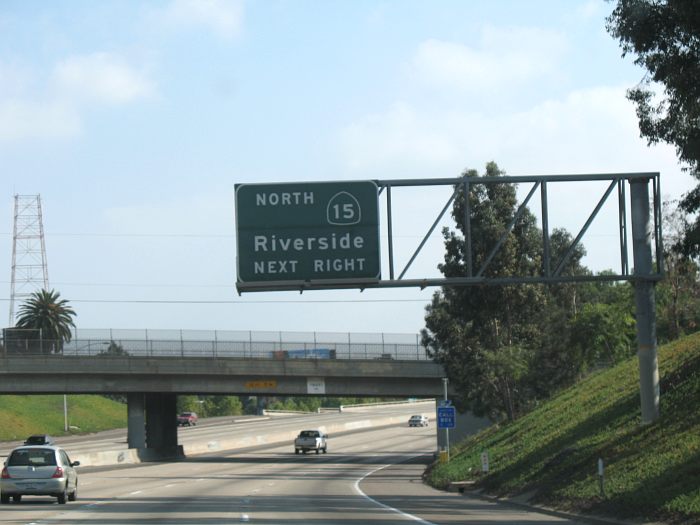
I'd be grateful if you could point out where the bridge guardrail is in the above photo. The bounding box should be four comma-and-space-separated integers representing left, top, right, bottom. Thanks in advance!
1, 338, 431, 361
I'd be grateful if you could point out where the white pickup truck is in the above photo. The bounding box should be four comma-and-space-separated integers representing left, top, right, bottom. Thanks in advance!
294, 429, 328, 454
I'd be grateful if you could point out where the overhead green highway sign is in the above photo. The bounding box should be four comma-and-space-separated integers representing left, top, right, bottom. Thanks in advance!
235, 181, 380, 290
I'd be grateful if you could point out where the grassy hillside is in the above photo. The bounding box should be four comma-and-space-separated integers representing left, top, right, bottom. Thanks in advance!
0, 395, 126, 441
427, 332, 700, 524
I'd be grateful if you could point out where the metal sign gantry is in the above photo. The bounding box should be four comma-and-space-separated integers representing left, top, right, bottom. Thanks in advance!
236, 172, 662, 292
235, 172, 662, 424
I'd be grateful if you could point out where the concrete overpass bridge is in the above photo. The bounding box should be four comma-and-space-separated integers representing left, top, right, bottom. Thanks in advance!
0, 329, 446, 458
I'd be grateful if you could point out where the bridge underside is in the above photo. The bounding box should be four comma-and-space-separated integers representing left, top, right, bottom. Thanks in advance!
1, 355, 445, 454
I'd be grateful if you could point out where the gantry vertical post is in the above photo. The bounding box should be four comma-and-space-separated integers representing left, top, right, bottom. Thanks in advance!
629, 178, 660, 424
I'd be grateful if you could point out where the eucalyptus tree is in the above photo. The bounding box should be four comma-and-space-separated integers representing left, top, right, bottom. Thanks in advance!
607, 0, 700, 255
422, 162, 546, 421
420, 161, 612, 420
656, 200, 700, 342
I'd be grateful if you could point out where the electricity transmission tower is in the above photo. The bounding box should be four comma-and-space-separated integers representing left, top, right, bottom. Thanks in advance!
9, 194, 49, 325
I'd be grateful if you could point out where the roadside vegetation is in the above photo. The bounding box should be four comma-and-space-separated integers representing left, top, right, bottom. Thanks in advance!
0, 394, 401, 442
426, 332, 700, 524
422, 162, 699, 423
266, 397, 398, 412
0, 395, 126, 441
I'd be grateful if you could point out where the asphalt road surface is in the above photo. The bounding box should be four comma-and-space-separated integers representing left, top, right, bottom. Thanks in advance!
1, 409, 583, 524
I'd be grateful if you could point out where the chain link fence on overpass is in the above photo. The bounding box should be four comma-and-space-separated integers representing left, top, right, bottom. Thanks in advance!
2, 329, 430, 361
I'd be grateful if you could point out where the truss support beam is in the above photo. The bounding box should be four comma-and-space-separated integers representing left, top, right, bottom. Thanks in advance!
397, 185, 459, 280
476, 181, 540, 278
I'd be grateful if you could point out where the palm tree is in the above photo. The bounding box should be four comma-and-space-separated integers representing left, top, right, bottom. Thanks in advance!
15, 289, 77, 354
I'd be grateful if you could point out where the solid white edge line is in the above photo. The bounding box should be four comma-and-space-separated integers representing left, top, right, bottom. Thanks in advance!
353, 455, 438, 525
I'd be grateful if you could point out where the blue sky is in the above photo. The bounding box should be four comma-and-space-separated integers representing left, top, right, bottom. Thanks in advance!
0, 0, 692, 336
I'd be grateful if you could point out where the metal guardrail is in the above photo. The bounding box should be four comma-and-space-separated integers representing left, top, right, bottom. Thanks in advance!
338, 399, 436, 411
1, 337, 430, 361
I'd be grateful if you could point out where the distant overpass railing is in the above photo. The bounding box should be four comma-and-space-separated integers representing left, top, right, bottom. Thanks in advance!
1, 329, 430, 361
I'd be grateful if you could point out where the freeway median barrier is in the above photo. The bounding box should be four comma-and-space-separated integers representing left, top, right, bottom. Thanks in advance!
68, 404, 435, 467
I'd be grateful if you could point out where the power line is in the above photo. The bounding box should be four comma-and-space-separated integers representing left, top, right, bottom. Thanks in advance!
0, 298, 430, 304
0, 231, 432, 239
0, 280, 235, 288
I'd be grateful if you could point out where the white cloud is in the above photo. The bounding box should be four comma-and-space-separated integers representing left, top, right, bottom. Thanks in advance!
52, 53, 154, 104
575, 0, 605, 20
338, 85, 689, 193
155, 0, 244, 39
339, 102, 457, 173
0, 99, 80, 141
0, 53, 153, 143
411, 26, 567, 94
0, 62, 33, 99
338, 83, 692, 273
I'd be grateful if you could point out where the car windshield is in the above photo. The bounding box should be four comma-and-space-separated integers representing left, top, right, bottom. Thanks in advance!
8, 448, 57, 467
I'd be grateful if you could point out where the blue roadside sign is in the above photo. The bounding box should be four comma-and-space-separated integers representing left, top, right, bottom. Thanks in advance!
437, 406, 456, 429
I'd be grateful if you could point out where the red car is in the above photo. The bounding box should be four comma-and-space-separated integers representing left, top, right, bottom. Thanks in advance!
177, 412, 198, 426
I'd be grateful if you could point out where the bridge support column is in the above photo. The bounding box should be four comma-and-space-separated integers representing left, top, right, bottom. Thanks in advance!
127, 393, 146, 449
144, 393, 181, 457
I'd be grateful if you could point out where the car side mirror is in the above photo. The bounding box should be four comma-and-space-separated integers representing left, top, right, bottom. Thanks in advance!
71, 461, 80, 467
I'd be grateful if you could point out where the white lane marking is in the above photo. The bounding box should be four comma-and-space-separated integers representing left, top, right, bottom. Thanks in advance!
353, 460, 437, 525
129, 490, 143, 495
165, 484, 176, 488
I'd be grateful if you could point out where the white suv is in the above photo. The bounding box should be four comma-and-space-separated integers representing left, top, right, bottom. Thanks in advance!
408, 415, 429, 427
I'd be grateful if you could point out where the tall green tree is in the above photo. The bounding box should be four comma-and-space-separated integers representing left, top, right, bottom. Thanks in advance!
422, 163, 590, 419
15, 289, 76, 354
531, 229, 590, 395
569, 301, 637, 368
656, 200, 700, 341
422, 163, 546, 421
606, 1, 700, 255
178, 395, 244, 417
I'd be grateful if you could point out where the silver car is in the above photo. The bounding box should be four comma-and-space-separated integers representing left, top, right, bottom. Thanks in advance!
408, 415, 429, 427
1, 445, 79, 504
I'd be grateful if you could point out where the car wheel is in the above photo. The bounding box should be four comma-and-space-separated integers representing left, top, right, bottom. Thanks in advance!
0, 493, 9, 504
294, 449, 299, 454
12, 495, 21, 503
57, 486, 67, 504
322, 447, 327, 454
69, 482, 78, 502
